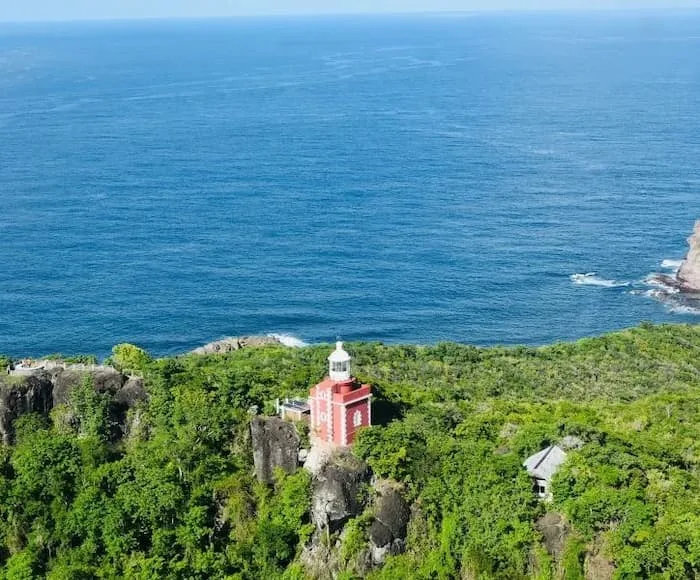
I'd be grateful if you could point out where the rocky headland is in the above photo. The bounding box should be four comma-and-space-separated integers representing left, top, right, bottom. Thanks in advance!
189, 335, 282, 355
676, 220, 700, 292
649, 220, 700, 294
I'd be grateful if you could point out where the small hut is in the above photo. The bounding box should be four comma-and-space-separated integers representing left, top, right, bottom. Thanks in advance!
277, 398, 311, 423
524, 445, 567, 499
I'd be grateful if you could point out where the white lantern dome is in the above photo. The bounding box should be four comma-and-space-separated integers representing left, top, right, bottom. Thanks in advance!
328, 341, 351, 381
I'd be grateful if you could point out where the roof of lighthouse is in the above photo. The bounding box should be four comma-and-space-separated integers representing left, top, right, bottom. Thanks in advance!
328, 341, 350, 362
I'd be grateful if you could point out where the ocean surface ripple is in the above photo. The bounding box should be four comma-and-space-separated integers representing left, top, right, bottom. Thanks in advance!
1, 12, 700, 357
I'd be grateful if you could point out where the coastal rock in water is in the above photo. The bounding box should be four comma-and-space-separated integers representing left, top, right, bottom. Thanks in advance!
311, 452, 371, 533
0, 373, 54, 444
190, 335, 282, 355
677, 220, 700, 292
250, 416, 301, 484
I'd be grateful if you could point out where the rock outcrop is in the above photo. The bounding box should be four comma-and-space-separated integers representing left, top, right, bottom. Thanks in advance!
302, 460, 409, 579
0, 365, 146, 444
52, 366, 126, 405
190, 336, 281, 355
311, 452, 371, 533
301, 452, 373, 579
0, 373, 54, 444
677, 221, 700, 292
369, 482, 411, 565
113, 376, 147, 408
536, 512, 571, 562
250, 416, 301, 484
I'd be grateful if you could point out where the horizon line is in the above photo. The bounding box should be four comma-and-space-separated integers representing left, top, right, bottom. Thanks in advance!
2, 5, 699, 25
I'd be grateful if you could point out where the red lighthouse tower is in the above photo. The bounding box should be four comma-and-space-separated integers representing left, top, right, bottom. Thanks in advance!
309, 342, 372, 447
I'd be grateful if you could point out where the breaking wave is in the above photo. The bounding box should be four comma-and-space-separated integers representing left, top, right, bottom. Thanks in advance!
666, 303, 700, 315
661, 259, 683, 271
268, 333, 309, 348
642, 274, 680, 294
570, 267, 699, 320
570, 273, 629, 288
636, 273, 700, 316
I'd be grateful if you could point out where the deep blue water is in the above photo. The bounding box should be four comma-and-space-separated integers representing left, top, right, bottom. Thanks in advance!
1, 12, 700, 357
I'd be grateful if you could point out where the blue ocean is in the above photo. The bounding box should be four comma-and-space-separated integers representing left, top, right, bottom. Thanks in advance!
1, 11, 699, 357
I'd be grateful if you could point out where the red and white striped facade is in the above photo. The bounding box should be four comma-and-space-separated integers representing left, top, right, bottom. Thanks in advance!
309, 342, 371, 447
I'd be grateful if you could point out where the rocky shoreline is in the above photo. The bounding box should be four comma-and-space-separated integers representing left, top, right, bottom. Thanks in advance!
648, 220, 700, 295
675, 220, 700, 292
188, 335, 283, 355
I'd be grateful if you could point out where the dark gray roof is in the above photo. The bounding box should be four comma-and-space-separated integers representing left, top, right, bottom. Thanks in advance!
524, 445, 567, 481
281, 399, 310, 413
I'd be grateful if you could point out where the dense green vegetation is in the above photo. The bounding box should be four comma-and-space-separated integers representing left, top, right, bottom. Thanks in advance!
1, 324, 699, 578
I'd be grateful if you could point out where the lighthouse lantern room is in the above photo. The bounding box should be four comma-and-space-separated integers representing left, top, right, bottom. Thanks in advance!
309, 342, 372, 447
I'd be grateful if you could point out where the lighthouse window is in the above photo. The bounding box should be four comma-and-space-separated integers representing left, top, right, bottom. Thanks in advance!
353, 410, 362, 427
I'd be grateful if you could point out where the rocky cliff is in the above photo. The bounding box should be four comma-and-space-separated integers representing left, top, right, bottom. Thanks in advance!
0, 373, 54, 444
300, 451, 411, 579
0, 366, 146, 444
250, 416, 301, 484
368, 481, 411, 565
677, 220, 700, 292
310, 453, 371, 534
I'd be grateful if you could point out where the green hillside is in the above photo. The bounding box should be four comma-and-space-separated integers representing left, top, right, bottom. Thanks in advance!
1, 323, 699, 579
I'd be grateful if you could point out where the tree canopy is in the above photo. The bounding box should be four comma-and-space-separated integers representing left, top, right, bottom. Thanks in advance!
0, 323, 699, 578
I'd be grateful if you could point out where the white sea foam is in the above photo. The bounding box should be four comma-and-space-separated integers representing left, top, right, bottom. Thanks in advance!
661, 259, 683, 271
639, 288, 668, 300
268, 333, 309, 348
570, 273, 629, 288
666, 304, 700, 315
642, 275, 680, 294
635, 275, 700, 315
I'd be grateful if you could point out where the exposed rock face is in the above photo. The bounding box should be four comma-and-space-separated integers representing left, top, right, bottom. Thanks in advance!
301, 535, 342, 580
311, 452, 371, 533
677, 221, 700, 292
301, 452, 373, 579
585, 537, 615, 580
0, 373, 54, 444
52, 367, 125, 405
369, 482, 411, 565
536, 512, 571, 561
113, 377, 147, 408
0, 365, 147, 444
302, 460, 411, 578
303, 442, 334, 476
112, 377, 148, 439
250, 416, 301, 484
190, 336, 281, 355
